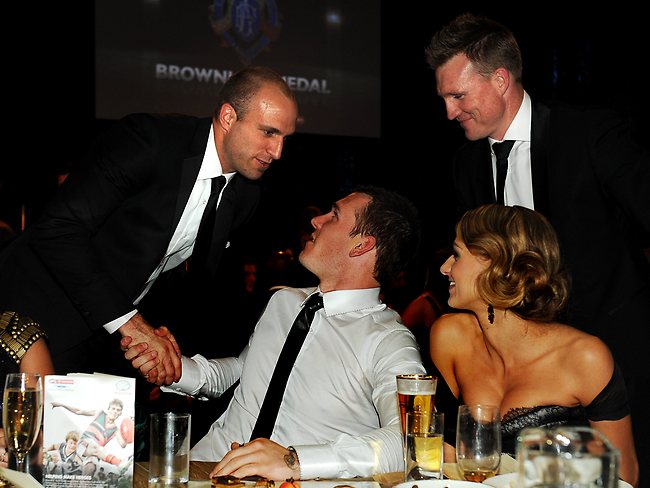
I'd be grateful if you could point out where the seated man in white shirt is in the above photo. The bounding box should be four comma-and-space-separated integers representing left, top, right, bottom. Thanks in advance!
123, 185, 426, 480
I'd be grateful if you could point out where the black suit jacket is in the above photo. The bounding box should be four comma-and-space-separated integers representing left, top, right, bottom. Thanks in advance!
0, 114, 260, 363
452, 100, 650, 371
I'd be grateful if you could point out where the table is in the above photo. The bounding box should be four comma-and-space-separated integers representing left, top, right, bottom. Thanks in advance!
134, 461, 214, 487
133, 459, 518, 488
133, 462, 382, 488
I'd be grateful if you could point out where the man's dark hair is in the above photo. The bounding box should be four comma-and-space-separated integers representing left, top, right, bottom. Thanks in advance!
351, 185, 421, 286
425, 12, 523, 83
215, 66, 296, 119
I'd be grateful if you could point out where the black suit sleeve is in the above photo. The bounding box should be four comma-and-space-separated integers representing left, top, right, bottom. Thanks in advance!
27, 114, 174, 329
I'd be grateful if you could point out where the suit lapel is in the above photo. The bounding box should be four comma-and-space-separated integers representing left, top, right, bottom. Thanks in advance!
171, 119, 213, 237
531, 102, 551, 214
453, 140, 494, 214
474, 140, 496, 204
172, 155, 203, 235
480, 141, 497, 204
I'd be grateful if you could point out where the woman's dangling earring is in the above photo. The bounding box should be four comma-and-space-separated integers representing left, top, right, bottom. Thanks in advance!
487, 304, 495, 324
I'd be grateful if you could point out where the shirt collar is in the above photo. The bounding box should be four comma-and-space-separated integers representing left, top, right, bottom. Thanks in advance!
305, 287, 382, 316
198, 122, 236, 183
489, 90, 532, 145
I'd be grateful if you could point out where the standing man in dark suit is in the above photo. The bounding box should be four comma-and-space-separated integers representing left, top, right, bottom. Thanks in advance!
0, 66, 299, 386
425, 12, 650, 484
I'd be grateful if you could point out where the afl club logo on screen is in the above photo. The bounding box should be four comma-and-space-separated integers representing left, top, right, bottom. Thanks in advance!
208, 0, 282, 64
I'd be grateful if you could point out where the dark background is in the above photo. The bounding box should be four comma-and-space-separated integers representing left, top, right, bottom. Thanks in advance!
94, 1, 382, 138
2, 1, 648, 267
3, 1, 649, 465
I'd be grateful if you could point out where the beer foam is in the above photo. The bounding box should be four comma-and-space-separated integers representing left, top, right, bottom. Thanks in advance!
397, 375, 437, 394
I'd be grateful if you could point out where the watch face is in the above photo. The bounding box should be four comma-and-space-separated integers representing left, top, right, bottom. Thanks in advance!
285, 451, 297, 467
283, 447, 300, 477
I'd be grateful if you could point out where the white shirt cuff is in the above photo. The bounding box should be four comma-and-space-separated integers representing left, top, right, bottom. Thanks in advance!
104, 309, 138, 334
161, 356, 204, 397
293, 444, 341, 479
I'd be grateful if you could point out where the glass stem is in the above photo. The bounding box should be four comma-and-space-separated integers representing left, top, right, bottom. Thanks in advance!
14, 453, 26, 473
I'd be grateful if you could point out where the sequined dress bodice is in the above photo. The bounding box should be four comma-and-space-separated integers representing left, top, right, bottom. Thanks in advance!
501, 405, 589, 454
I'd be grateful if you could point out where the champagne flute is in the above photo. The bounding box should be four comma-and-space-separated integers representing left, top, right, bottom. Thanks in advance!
456, 404, 501, 482
2, 373, 43, 473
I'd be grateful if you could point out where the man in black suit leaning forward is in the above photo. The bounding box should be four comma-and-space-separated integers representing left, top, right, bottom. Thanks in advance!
0, 66, 299, 385
426, 12, 650, 483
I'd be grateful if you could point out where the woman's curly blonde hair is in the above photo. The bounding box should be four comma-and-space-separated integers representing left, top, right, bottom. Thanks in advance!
457, 204, 570, 322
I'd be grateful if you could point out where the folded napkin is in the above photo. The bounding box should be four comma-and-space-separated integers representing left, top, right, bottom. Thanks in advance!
373, 472, 403, 488
499, 454, 518, 474
0, 467, 42, 488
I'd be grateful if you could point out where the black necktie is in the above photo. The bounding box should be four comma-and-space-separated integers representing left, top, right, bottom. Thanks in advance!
492, 140, 515, 204
250, 293, 324, 440
192, 176, 226, 271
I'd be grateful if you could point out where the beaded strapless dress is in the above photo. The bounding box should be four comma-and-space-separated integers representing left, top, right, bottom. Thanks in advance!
500, 405, 588, 454
431, 362, 628, 455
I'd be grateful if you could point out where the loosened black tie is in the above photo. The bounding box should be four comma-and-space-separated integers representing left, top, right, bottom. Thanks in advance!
192, 176, 226, 271
492, 140, 515, 205
250, 293, 324, 440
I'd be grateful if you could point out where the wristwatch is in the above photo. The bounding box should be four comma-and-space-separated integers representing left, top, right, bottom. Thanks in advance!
284, 446, 301, 478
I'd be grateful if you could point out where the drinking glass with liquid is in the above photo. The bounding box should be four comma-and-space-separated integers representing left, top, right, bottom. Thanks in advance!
405, 410, 444, 481
2, 373, 43, 474
396, 374, 437, 434
516, 426, 619, 488
149, 412, 191, 487
456, 404, 501, 482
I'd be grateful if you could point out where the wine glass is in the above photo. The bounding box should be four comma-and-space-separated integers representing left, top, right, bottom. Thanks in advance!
456, 404, 501, 482
2, 373, 43, 473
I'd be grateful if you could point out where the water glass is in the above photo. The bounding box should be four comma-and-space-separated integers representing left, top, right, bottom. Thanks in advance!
405, 410, 444, 481
516, 426, 619, 488
149, 412, 191, 487
456, 404, 501, 482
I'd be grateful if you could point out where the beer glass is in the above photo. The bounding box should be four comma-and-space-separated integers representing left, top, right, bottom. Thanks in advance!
396, 374, 437, 434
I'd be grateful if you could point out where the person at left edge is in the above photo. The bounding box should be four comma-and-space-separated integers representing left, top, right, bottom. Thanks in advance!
0, 66, 299, 385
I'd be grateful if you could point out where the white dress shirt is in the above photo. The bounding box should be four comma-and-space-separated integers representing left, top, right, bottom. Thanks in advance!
105, 124, 234, 333
163, 286, 426, 478
489, 90, 535, 209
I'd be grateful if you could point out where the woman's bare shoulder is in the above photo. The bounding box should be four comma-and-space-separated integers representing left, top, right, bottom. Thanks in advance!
548, 324, 614, 398
430, 312, 479, 346
432, 312, 477, 331
550, 324, 612, 364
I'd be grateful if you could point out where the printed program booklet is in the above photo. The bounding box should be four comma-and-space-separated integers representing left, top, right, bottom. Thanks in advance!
42, 373, 136, 487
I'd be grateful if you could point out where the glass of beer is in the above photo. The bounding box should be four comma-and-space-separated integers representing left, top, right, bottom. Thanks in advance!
396, 374, 437, 434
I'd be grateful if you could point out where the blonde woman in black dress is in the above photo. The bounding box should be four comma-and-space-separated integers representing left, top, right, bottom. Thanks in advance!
429, 205, 639, 486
